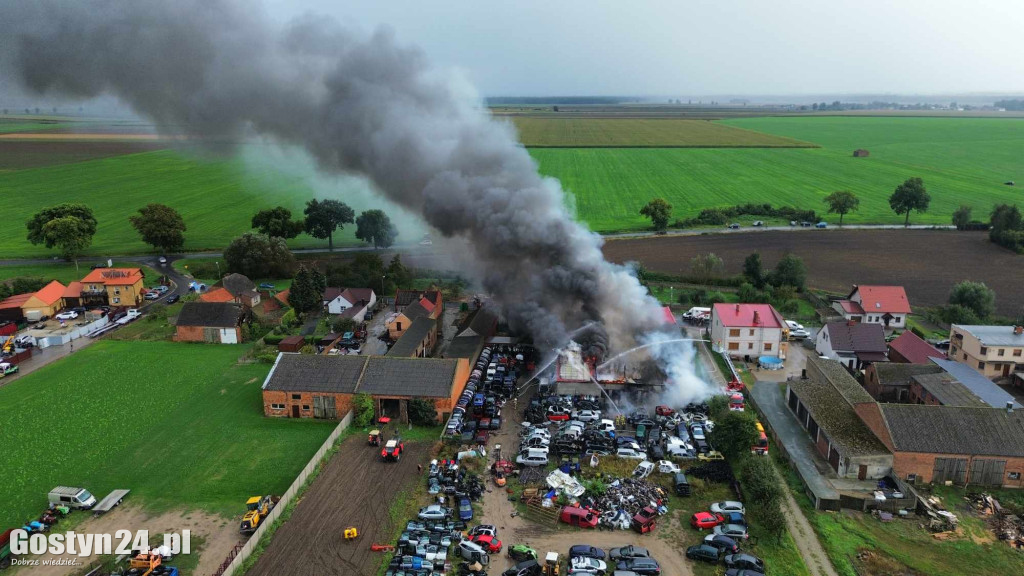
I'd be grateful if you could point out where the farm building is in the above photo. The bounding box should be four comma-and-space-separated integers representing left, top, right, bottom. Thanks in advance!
386, 316, 439, 358
20, 280, 67, 321
853, 149, 870, 157
323, 287, 376, 320
204, 273, 260, 307
444, 307, 499, 360
710, 303, 788, 359
910, 357, 1021, 408
864, 362, 942, 402
261, 353, 471, 423
948, 324, 1024, 380
833, 285, 911, 329
174, 302, 246, 344
62, 282, 84, 309
80, 268, 146, 307
277, 335, 306, 353
786, 357, 894, 481
387, 292, 443, 341
887, 330, 943, 364
815, 321, 888, 371
0, 293, 31, 323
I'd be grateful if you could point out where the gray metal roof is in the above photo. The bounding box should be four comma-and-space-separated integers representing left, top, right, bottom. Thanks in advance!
880, 404, 1024, 457
262, 353, 367, 393
175, 302, 243, 327
930, 357, 1022, 409
954, 325, 1024, 347
911, 373, 987, 408
359, 357, 459, 398
386, 316, 436, 357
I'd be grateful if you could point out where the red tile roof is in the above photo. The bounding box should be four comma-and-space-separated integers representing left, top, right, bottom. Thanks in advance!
889, 331, 944, 364
33, 280, 67, 306
80, 268, 144, 286
713, 303, 785, 329
837, 300, 865, 315
200, 287, 236, 303
419, 296, 436, 314
851, 285, 911, 314
63, 282, 83, 299
0, 293, 32, 310
274, 289, 291, 306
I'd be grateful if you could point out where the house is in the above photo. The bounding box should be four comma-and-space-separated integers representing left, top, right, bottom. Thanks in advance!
710, 303, 788, 359
210, 273, 260, 307
21, 280, 67, 321
815, 321, 888, 371
395, 289, 441, 311
199, 288, 236, 303
261, 353, 471, 423
174, 302, 246, 344
444, 307, 499, 360
887, 330, 943, 364
0, 293, 31, 323
80, 268, 146, 307
857, 402, 1024, 487
910, 357, 1021, 408
864, 362, 942, 402
948, 324, 1024, 380
323, 287, 376, 320
785, 356, 894, 480
853, 149, 870, 157
386, 316, 439, 358
387, 292, 443, 341
833, 285, 911, 329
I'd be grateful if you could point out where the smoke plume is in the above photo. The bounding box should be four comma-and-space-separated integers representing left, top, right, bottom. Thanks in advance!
1, 0, 667, 353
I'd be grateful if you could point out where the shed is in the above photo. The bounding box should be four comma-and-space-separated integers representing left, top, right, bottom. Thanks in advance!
278, 335, 306, 353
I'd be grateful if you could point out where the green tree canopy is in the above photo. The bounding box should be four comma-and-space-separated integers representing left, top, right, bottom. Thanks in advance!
304, 199, 354, 251
948, 280, 996, 320
640, 198, 673, 232
42, 216, 94, 268
26, 203, 97, 247
289, 265, 326, 315
689, 253, 724, 283
889, 177, 930, 226
708, 411, 759, 461
742, 253, 764, 288
408, 398, 438, 426
355, 209, 398, 248
223, 232, 297, 279
353, 393, 375, 427
951, 205, 972, 230
252, 206, 305, 239
769, 254, 806, 291
823, 190, 860, 226
386, 255, 413, 291
129, 203, 187, 253
326, 253, 394, 294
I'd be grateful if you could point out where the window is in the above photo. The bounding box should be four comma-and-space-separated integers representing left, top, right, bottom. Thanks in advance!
114, 288, 120, 295
292, 394, 301, 400
729, 329, 740, 337
728, 342, 739, 351
397, 322, 403, 331
980, 347, 988, 355
978, 361, 986, 370
998, 349, 1005, 357
271, 403, 285, 410
302, 405, 310, 410
747, 343, 753, 350
1014, 349, 1022, 357
113, 298, 120, 304
749, 329, 755, 336
764, 342, 773, 351
1010, 472, 1022, 480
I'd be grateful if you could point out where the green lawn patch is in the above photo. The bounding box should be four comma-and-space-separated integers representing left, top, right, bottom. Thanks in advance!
0, 341, 337, 527
0, 261, 162, 287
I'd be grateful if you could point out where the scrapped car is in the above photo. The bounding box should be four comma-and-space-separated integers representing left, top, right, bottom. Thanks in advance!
710, 501, 746, 515
568, 545, 605, 560
724, 553, 765, 573
617, 556, 662, 575
608, 545, 649, 560
685, 544, 720, 563
656, 460, 681, 474
458, 497, 474, 521
472, 533, 503, 553
704, 534, 740, 554
713, 523, 750, 540
690, 512, 725, 530
568, 556, 606, 574
559, 506, 598, 529
417, 505, 450, 521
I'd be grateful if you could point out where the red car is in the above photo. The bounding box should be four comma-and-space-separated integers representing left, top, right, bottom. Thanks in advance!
690, 512, 725, 530
655, 405, 675, 417
547, 411, 570, 422
560, 506, 599, 529
471, 534, 503, 553
381, 438, 404, 461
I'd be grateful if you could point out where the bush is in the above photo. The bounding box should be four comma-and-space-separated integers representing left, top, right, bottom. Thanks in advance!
353, 393, 374, 427
408, 398, 438, 425
299, 344, 316, 354
332, 317, 358, 334
281, 309, 299, 328
263, 334, 285, 345
675, 203, 817, 228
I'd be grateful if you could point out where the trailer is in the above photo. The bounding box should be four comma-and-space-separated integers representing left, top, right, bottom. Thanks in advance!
93, 489, 130, 515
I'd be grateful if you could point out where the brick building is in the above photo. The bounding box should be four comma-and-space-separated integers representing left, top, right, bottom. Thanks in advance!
174, 302, 246, 344
864, 362, 941, 403
262, 353, 470, 423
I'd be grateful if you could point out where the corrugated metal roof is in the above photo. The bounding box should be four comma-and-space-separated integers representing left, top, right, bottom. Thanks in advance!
954, 325, 1024, 347
930, 357, 1022, 409
881, 404, 1024, 457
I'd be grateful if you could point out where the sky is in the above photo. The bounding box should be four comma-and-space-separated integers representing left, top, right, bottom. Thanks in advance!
262, 0, 1024, 98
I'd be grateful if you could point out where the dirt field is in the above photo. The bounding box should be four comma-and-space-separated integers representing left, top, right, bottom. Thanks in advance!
246, 437, 430, 576
0, 140, 167, 169
603, 229, 1024, 315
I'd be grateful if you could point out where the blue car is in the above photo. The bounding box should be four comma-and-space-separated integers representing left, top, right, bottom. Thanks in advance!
458, 497, 473, 521
815, 221, 828, 228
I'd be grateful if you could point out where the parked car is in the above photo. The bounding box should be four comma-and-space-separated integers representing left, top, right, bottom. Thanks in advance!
752, 220, 764, 227
508, 544, 538, 563
568, 556, 606, 574
144, 292, 160, 300
516, 453, 549, 467
609, 545, 649, 560
785, 320, 804, 331
725, 570, 765, 576
789, 328, 810, 339
166, 294, 180, 304
470, 524, 498, 538
571, 409, 601, 422
724, 553, 765, 573
656, 460, 680, 474
417, 505, 450, 521
800, 221, 812, 227
259, 282, 275, 290
616, 447, 647, 460
568, 545, 606, 560
472, 533, 502, 553
698, 450, 725, 461
690, 512, 725, 530
685, 544, 720, 563
728, 223, 740, 229
55, 311, 78, 320
704, 534, 740, 554
559, 506, 599, 528
615, 557, 661, 575
503, 560, 542, 576
710, 501, 746, 515
458, 497, 474, 521
713, 523, 750, 540
71, 306, 87, 315
816, 221, 828, 228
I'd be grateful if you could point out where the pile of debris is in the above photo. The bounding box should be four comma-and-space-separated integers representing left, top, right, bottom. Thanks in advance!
968, 492, 1024, 549
686, 461, 733, 483
581, 477, 668, 529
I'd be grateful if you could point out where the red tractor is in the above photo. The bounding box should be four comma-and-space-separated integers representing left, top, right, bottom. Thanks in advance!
381, 438, 404, 462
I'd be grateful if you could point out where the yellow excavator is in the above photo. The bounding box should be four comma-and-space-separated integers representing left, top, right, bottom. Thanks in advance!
240, 495, 278, 534
1, 335, 13, 354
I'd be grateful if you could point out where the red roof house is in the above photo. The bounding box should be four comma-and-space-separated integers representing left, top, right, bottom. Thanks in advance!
888, 331, 944, 364
834, 285, 911, 329
712, 303, 785, 328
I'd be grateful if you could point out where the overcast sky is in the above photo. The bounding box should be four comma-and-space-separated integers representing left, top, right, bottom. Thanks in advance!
263, 0, 1024, 98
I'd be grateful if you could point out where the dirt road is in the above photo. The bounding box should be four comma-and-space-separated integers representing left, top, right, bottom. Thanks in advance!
775, 468, 840, 576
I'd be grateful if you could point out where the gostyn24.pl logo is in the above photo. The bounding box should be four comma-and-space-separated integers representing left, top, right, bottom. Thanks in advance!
11, 529, 191, 558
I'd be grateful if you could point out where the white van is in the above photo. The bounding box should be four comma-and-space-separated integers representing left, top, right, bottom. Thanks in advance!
48, 486, 97, 509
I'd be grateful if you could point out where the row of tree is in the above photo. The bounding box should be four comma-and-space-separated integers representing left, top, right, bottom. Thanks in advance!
252, 200, 398, 250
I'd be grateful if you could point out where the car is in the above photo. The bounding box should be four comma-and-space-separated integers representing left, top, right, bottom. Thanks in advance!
933, 339, 951, 350
724, 553, 765, 573
474, 430, 489, 445
656, 460, 681, 474
571, 409, 601, 422
470, 524, 497, 537
560, 506, 599, 528
417, 505, 450, 521
144, 292, 160, 300
752, 220, 764, 227
165, 294, 180, 304
503, 559, 542, 576
713, 523, 750, 540
516, 453, 549, 467
616, 557, 661, 575
616, 447, 647, 460
728, 223, 740, 229
507, 544, 538, 562
608, 545, 649, 560
785, 320, 804, 331
704, 534, 740, 554
568, 556, 607, 574
568, 545, 606, 560
800, 221, 812, 227
55, 311, 78, 320
458, 497, 473, 521
90, 263, 107, 270
479, 417, 492, 430
789, 328, 810, 339
70, 306, 87, 315
472, 533, 502, 553
259, 282, 275, 290
721, 511, 747, 526
725, 570, 765, 576
710, 501, 746, 515
158, 256, 168, 265
155, 285, 170, 293
689, 424, 706, 441
690, 512, 724, 530
685, 544, 720, 563
816, 221, 828, 228
698, 450, 725, 461
633, 461, 655, 479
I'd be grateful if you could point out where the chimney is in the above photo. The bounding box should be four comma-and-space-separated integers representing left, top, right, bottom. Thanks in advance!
735, 304, 740, 313
847, 320, 857, 327
1014, 325, 1023, 335
1008, 401, 1015, 414
752, 311, 760, 325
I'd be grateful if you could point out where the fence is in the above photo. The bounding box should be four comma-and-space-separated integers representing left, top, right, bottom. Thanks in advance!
37, 316, 110, 348
219, 410, 353, 576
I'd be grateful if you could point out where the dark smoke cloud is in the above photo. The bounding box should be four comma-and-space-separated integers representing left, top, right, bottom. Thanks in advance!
0, 0, 664, 353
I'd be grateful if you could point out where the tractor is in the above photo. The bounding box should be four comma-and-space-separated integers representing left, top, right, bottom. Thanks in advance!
368, 429, 381, 446
381, 437, 404, 462
240, 495, 278, 534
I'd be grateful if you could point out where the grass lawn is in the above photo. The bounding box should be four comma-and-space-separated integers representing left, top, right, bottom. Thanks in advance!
508, 117, 815, 148
530, 116, 1024, 232
173, 257, 292, 290
107, 302, 183, 341
0, 261, 162, 286
0, 341, 337, 527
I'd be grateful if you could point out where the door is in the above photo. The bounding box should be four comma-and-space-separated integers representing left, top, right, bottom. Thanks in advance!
1003, 364, 1011, 377
220, 328, 238, 344
291, 405, 300, 418
858, 465, 868, 480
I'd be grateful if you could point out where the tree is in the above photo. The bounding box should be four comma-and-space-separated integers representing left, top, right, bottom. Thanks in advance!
640, 198, 673, 232
952, 205, 972, 230
386, 255, 413, 290
708, 411, 759, 461
739, 458, 782, 506
769, 254, 806, 291
223, 232, 297, 279
289, 266, 326, 315
408, 398, 438, 426
129, 203, 187, 253
251, 206, 304, 239
738, 282, 769, 304
353, 393, 375, 427
742, 253, 764, 288
304, 199, 354, 251
889, 177, 930, 226
26, 203, 97, 265
689, 253, 724, 283
355, 209, 398, 248
823, 190, 859, 226
332, 317, 358, 334
948, 280, 996, 320
326, 253, 392, 294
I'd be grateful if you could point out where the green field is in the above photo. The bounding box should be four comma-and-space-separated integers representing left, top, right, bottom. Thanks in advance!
509, 117, 814, 147
0, 261, 162, 286
531, 116, 1024, 232
0, 341, 336, 527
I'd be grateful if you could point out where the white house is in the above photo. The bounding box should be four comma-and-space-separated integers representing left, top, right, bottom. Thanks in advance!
323, 287, 376, 321
710, 303, 788, 359
833, 285, 911, 329
815, 321, 888, 371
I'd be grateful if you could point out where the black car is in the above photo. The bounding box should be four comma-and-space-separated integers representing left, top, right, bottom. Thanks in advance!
724, 553, 765, 573
71, 306, 87, 315
489, 417, 502, 430
609, 545, 649, 560
503, 559, 541, 576
726, 570, 765, 576
617, 557, 661, 575
568, 545, 605, 560
704, 534, 740, 554
166, 294, 180, 304
685, 544, 720, 563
